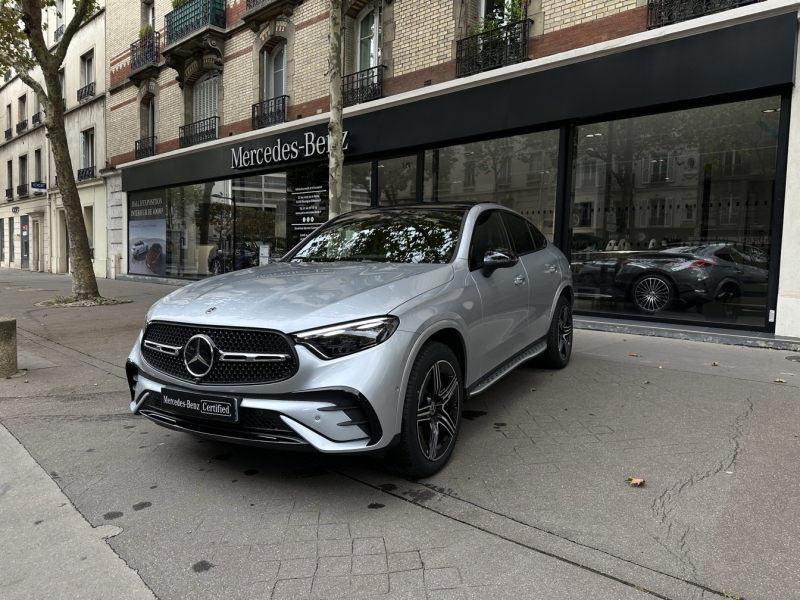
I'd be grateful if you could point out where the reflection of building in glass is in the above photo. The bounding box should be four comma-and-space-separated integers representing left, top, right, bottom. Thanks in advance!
569, 97, 779, 327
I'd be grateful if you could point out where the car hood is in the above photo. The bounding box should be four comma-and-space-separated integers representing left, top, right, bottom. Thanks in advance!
148, 261, 454, 333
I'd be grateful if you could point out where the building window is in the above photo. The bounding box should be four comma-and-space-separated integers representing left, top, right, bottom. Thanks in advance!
34, 149, 42, 182
18, 95, 27, 122
356, 7, 381, 71
5, 104, 10, 130
81, 51, 94, 86
193, 76, 218, 122
59, 70, 65, 105
464, 160, 476, 189
498, 156, 512, 186
6, 160, 12, 190
80, 129, 95, 169
721, 150, 742, 176
643, 152, 672, 183
262, 44, 285, 100
8, 217, 14, 262
19, 155, 28, 186
0, 218, 4, 262
142, 0, 155, 27
56, 0, 64, 28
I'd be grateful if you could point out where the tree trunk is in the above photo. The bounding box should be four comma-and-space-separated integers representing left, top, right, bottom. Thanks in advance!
44, 71, 100, 301
328, 0, 344, 218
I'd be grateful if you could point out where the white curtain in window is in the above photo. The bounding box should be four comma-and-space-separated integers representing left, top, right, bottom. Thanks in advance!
263, 45, 285, 100
357, 8, 380, 71
193, 77, 218, 122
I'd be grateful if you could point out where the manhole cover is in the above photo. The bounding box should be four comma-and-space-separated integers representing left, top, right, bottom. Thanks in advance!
785, 355, 800, 362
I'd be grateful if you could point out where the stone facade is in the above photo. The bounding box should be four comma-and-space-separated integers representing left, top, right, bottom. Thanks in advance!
0, 3, 108, 277
106, 0, 653, 168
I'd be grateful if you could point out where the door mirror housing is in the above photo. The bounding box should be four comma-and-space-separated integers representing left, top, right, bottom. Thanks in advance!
482, 248, 518, 277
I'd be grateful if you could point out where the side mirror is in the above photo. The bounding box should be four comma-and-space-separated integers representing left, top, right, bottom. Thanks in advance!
482, 248, 518, 277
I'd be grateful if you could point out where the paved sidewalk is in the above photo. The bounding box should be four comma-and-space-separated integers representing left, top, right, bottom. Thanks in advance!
1, 268, 800, 600
0, 424, 155, 600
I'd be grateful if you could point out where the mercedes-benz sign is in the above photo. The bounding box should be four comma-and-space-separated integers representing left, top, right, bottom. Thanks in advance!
183, 334, 216, 378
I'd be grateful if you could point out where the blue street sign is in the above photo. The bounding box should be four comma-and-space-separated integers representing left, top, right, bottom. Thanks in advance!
31, 181, 46, 190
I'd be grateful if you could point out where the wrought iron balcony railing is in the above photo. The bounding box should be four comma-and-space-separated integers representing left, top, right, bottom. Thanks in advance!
646, 0, 762, 28
4, 188, 11, 200
77, 166, 95, 181
342, 65, 386, 108
179, 116, 218, 148
4, 128, 11, 141
78, 82, 95, 102
3, 70, 10, 82
32, 112, 41, 126
165, 0, 225, 47
131, 31, 161, 72
16, 120, 27, 134
16, 183, 28, 196
252, 95, 289, 130
54, 24, 64, 42
456, 19, 531, 78
135, 136, 157, 160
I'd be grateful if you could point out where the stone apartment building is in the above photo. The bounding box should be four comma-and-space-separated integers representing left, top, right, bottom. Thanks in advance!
0, 2, 109, 278
105, 0, 800, 337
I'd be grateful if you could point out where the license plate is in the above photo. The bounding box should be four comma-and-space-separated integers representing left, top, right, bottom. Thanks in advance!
160, 388, 239, 423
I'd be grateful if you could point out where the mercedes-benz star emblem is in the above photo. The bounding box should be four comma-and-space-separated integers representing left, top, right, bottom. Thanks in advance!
206, 307, 216, 314
184, 334, 216, 378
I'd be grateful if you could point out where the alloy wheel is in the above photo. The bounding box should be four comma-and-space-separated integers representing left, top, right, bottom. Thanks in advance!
416, 359, 460, 462
557, 304, 573, 360
634, 277, 671, 311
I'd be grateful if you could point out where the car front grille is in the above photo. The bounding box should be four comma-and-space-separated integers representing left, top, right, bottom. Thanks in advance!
141, 322, 298, 385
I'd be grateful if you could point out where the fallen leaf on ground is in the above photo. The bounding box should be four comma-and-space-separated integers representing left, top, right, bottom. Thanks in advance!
658, 366, 663, 369
712, 362, 720, 366
630, 353, 640, 357
626, 477, 645, 486
529, 387, 536, 391
643, 381, 650, 384
775, 378, 787, 383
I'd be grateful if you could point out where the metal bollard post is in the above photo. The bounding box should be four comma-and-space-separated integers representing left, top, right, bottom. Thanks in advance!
0, 318, 18, 377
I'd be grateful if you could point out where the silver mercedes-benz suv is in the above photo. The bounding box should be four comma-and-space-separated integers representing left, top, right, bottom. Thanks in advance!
126, 203, 574, 477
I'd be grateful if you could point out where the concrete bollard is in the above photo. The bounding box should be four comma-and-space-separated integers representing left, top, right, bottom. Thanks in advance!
0, 318, 18, 377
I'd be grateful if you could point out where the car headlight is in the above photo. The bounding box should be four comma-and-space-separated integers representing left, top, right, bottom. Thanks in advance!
293, 316, 400, 360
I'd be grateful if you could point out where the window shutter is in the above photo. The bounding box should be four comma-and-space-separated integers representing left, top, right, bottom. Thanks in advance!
80, 132, 85, 169
641, 156, 650, 184
666, 154, 674, 181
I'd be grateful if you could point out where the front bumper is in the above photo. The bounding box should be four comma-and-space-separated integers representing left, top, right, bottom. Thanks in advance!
126, 328, 414, 454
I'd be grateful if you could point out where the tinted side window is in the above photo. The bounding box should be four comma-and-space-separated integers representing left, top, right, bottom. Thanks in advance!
469, 211, 511, 271
501, 212, 536, 255
527, 221, 548, 250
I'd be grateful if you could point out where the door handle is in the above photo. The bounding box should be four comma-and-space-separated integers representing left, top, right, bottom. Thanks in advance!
514, 275, 526, 286
548, 265, 557, 274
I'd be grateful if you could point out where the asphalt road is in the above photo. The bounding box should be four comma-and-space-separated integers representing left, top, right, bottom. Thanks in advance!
1, 270, 799, 600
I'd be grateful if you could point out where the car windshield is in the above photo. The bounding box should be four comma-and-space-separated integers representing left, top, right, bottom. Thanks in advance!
289, 208, 465, 264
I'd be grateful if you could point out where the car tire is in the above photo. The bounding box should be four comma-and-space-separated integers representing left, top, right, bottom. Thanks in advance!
631, 274, 673, 313
540, 296, 573, 369
390, 342, 463, 479
210, 259, 222, 276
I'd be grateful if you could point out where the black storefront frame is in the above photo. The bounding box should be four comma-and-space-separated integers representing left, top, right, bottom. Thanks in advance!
122, 14, 796, 332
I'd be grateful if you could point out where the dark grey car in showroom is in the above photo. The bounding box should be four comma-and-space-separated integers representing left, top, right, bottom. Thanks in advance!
126, 203, 574, 477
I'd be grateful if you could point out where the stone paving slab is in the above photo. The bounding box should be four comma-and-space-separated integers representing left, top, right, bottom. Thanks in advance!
0, 423, 155, 600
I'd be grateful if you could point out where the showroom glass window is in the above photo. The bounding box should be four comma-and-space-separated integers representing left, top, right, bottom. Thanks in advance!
423, 129, 560, 240
128, 164, 368, 279
568, 96, 781, 328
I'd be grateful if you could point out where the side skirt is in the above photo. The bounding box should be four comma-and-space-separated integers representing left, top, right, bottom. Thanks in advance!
466, 338, 548, 397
